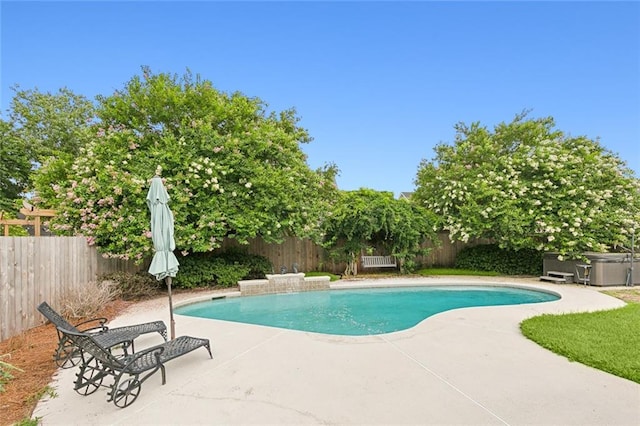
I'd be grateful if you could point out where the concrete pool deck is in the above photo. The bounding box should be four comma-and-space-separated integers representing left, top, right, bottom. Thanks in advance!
34, 277, 640, 425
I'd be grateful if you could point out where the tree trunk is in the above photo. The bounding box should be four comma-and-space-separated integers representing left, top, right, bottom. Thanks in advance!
343, 252, 358, 276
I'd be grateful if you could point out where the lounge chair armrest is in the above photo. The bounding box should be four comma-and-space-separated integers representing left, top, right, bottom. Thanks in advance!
83, 325, 111, 334
74, 317, 109, 333
121, 346, 165, 369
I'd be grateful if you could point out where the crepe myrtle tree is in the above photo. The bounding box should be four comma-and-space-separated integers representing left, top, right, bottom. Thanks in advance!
322, 189, 439, 275
413, 112, 640, 259
35, 68, 339, 262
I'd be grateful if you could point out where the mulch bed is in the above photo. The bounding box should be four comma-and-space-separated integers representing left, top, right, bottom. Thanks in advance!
0, 300, 133, 426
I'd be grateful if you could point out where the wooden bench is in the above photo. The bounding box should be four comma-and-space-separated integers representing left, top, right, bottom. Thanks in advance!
361, 255, 397, 268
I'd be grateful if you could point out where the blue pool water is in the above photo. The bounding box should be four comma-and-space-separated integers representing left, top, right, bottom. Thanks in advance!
175, 286, 559, 336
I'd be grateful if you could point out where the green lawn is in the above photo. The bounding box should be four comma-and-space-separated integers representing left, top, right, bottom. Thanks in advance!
417, 268, 500, 276
521, 301, 640, 383
304, 271, 341, 281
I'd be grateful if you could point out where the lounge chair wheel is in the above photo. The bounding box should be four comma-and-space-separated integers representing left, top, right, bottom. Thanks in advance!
75, 357, 104, 396
113, 377, 141, 408
55, 337, 82, 368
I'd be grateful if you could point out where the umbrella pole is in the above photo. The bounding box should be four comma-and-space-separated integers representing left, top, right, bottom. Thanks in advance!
166, 276, 176, 340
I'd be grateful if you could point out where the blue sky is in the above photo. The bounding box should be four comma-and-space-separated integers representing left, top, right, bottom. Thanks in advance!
2, 1, 639, 196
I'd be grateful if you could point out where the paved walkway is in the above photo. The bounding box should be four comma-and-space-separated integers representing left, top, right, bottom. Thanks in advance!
34, 277, 640, 425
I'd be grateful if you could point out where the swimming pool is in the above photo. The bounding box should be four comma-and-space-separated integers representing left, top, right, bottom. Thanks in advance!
175, 286, 559, 336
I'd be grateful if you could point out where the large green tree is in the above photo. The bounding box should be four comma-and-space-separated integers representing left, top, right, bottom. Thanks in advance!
35, 69, 338, 262
322, 189, 439, 275
9, 86, 95, 160
4, 86, 96, 205
413, 112, 640, 259
0, 119, 30, 212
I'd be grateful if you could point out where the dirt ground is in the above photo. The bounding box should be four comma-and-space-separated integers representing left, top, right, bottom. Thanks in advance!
1, 287, 639, 426
603, 288, 640, 303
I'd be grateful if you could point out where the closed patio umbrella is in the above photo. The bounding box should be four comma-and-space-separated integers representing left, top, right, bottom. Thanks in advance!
147, 175, 179, 339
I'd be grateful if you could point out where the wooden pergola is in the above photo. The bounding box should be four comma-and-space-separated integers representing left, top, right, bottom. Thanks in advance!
0, 201, 56, 236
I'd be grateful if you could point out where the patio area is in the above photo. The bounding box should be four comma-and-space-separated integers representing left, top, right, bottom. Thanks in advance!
34, 277, 640, 425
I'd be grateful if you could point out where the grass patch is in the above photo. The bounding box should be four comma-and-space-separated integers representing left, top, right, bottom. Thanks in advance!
26, 384, 57, 406
521, 303, 640, 383
416, 268, 500, 276
305, 271, 341, 281
0, 356, 24, 392
602, 288, 640, 304
14, 417, 42, 426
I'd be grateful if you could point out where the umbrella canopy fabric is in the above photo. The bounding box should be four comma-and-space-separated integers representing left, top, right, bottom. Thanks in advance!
146, 176, 179, 280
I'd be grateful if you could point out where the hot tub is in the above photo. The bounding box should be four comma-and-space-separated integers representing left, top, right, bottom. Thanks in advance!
543, 252, 638, 286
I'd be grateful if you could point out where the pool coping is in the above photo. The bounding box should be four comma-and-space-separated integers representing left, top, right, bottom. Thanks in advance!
173, 277, 564, 311
172, 280, 563, 336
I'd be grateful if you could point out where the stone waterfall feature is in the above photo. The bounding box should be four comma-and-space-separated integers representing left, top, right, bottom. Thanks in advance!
238, 273, 330, 296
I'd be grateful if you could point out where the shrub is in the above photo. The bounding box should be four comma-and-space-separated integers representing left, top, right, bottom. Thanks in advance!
60, 280, 119, 319
455, 244, 543, 276
401, 259, 417, 274
209, 260, 251, 287
173, 251, 261, 288
100, 272, 163, 301
172, 255, 215, 288
216, 249, 273, 279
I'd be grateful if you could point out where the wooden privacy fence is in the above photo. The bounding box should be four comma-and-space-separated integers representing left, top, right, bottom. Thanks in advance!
0, 236, 138, 341
1, 232, 482, 341
416, 232, 490, 268
219, 236, 331, 273
221, 232, 486, 274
